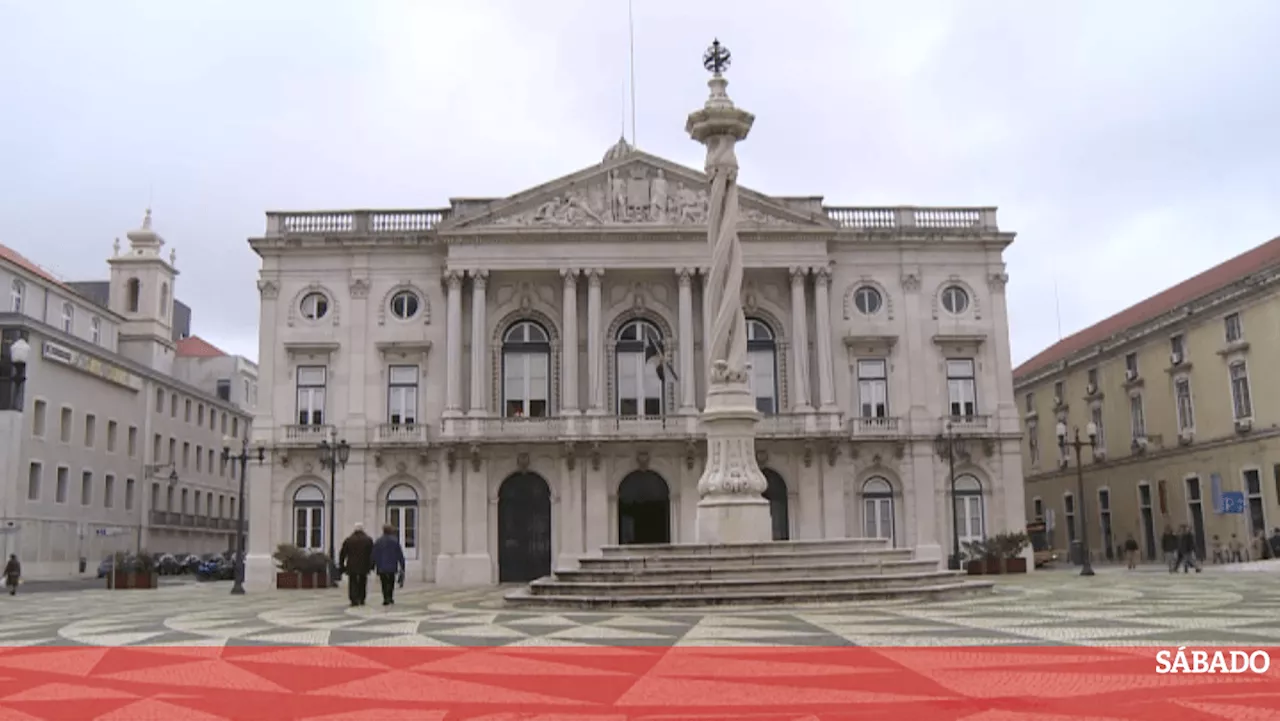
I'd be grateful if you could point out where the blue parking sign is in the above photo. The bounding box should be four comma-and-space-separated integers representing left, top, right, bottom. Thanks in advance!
1220, 491, 1246, 514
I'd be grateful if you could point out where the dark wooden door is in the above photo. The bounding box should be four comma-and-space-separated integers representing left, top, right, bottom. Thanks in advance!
763, 469, 790, 541
497, 473, 552, 583
618, 471, 670, 545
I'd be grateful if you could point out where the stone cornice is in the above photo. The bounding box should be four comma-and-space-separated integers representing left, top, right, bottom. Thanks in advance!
1014, 266, 1280, 390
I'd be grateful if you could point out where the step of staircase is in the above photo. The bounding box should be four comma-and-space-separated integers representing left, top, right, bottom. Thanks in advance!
504, 537, 994, 609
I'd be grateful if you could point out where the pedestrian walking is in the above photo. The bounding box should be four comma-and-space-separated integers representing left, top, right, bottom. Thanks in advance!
3, 555, 19, 596
1177, 525, 1201, 573
1123, 534, 1139, 569
1210, 535, 1224, 564
338, 522, 374, 607
1229, 534, 1245, 563
372, 524, 406, 606
1161, 528, 1179, 572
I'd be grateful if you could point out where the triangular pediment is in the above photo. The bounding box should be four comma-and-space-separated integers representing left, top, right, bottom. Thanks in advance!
440, 151, 832, 231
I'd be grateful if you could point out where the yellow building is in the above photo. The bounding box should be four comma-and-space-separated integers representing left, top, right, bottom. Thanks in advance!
1014, 235, 1280, 564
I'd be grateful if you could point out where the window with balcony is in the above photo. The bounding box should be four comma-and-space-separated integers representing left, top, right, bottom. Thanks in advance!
1086, 368, 1098, 390
296, 366, 327, 425
1230, 361, 1253, 419
1124, 352, 1138, 377
61, 302, 74, 334
856, 359, 888, 418
1129, 393, 1147, 440
1027, 420, 1040, 465
502, 321, 550, 418
1170, 334, 1185, 360
746, 318, 778, 415
387, 365, 419, 425
1053, 380, 1064, 402
615, 319, 664, 417
1174, 377, 1194, 431
1224, 312, 1243, 343
11, 280, 23, 313
945, 359, 977, 418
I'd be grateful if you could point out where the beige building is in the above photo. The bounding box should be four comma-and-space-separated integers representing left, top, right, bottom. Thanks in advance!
245, 136, 1028, 589
0, 213, 254, 577
1015, 235, 1280, 563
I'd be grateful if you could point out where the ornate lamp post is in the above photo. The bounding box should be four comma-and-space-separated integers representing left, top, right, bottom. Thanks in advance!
221, 438, 265, 595
933, 422, 969, 570
1056, 420, 1098, 576
318, 436, 350, 587
2, 337, 30, 411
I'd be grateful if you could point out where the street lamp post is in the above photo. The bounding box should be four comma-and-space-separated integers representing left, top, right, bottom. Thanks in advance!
933, 422, 969, 571
221, 438, 265, 595
318, 436, 350, 588
1056, 420, 1098, 577
2, 337, 31, 411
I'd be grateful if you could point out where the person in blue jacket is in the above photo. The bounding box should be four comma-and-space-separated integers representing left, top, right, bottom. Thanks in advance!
371, 524, 405, 605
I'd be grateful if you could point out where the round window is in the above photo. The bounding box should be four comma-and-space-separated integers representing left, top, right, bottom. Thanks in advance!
299, 292, 329, 320
941, 285, 969, 315
390, 290, 420, 320
853, 286, 882, 316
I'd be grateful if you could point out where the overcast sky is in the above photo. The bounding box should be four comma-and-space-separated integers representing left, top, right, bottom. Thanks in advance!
2, 0, 1278, 366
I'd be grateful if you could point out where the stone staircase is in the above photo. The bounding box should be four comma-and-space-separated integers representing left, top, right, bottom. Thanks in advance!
504, 538, 993, 609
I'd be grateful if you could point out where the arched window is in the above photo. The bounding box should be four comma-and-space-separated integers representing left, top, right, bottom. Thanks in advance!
292, 485, 325, 551
90, 317, 101, 344
61, 302, 74, 334
159, 283, 169, 318
126, 278, 140, 313
862, 477, 895, 544
386, 484, 419, 560
954, 475, 985, 551
502, 321, 550, 418
746, 318, 778, 414
11, 280, 24, 314
616, 319, 664, 417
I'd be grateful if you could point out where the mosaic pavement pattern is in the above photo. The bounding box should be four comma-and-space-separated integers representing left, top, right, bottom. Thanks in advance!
0, 568, 1276, 648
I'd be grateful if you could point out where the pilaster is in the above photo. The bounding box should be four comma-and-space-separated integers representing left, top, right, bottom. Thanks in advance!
443, 270, 464, 419
555, 455, 584, 570
676, 267, 696, 413
560, 269, 580, 415
813, 264, 838, 412
585, 269, 605, 417
789, 267, 812, 411
467, 270, 488, 417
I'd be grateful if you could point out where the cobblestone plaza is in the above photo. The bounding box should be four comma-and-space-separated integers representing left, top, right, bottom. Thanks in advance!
4, 567, 1279, 649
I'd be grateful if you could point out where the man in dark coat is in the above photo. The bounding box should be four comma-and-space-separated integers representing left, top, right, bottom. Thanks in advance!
338, 523, 374, 607
1161, 527, 1178, 572
3, 555, 19, 596
1177, 524, 1201, 573
372, 524, 406, 606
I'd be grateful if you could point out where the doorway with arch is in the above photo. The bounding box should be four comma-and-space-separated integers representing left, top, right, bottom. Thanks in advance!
384, 483, 420, 561
496, 472, 552, 582
761, 469, 790, 540
617, 471, 670, 545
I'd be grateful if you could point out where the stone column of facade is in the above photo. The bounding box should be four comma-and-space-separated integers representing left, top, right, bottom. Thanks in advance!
244, 279, 281, 590
676, 267, 697, 414
812, 265, 838, 413
443, 270, 464, 419
467, 270, 488, 417
789, 267, 812, 412
585, 269, 604, 416
560, 269, 580, 415
687, 41, 772, 544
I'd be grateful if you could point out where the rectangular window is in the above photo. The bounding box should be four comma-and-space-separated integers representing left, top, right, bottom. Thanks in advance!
207, 449, 214, 474
166, 486, 174, 512
55, 467, 68, 503
155, 388, 164, 412
1129, 394, 1146, 439
748, 346, 777, 415
168, 438, 176, 464
182, 442, 190, 470
1090, 405, 1105, 449
1053, 380, 1064, 401
128, 426, 138, 457
1170, 334, 1185, 357
197, 404, 205, 425
27, 462, 41, 501
1027, 421, 1040, 465
1230, 361, 1252, 419
153, 433, 162, 462
216, 379, 231, 401
80, 471, 92, 505
181, 488, 189, 514
125, 478, 135, 511
1064, 494, 1076, 544
221, 414, 228, 435
1224, 312, 1243, 343
150, 483, 160, 512
1124, 352, 1138, 375
184, 399, 191, 422
1243, 469, 1266, 539
83, 413, 96, 448
104, 474, 115, 508
1086, 368, 1098, 388
296, 366, 327, 426
387, 365, 419, 425
1033, 497, 1043, 518
856, 359, 888, 418
945, 359, 977, 417
209, 410, 217, 431
1174, 377, 1194, 431
106, 420, 117, 452
170, 393, 177, 417
59, 407, 72, 443
505, 352, 550, 418
232, 418, 239, 438
195, 445, 203, 472
1024, 392, 1034, 414
32, 400, 45, 436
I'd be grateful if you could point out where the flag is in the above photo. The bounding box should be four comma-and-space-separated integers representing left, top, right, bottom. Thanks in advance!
643, 330, 678, 383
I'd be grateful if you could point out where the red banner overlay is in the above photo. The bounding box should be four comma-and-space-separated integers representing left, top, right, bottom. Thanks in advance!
0, 645, 1274, 720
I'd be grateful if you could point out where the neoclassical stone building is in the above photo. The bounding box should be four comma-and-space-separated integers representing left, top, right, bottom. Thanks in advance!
244, 139, 1026, 587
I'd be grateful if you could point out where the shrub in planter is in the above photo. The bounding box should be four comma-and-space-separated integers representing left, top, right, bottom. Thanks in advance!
273, 544, 331, 589
962, 540, 991, 575
995, 531, 1030, 574
106, 550, 158, 589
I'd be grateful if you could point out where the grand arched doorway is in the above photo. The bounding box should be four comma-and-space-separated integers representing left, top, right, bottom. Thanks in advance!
617, 471, 670, 545
762, 469, 790, 540
497, 472, 552, 582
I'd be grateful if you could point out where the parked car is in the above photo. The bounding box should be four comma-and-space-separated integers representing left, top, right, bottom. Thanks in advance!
156, 554, 182, 576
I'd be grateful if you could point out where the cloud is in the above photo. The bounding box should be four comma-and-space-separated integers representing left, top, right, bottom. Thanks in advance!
1, 0, 1277, 365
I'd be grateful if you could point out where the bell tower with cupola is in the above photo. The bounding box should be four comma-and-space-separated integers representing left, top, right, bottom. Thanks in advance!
107, 208, 179, 374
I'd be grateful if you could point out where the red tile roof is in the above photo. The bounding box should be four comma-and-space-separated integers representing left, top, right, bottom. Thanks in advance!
0, 243, 73, 291
176, 335, 227, 358
1013, 234, 1280, 382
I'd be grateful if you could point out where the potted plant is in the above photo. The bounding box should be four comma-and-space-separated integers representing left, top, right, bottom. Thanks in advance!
299, 551, 331, 589
273, 544, 305, 589
962, 539, 990, 575
107, 551, 158, 590
999, 531, 1030, 574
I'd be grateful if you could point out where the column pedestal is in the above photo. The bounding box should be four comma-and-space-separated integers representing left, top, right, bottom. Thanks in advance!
695, 363, 771, 544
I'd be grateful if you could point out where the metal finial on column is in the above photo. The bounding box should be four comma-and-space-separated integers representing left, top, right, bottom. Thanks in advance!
703, 39, 731, 76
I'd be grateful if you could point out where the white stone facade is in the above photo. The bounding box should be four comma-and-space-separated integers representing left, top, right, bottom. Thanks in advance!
245, 144, 1025, 588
